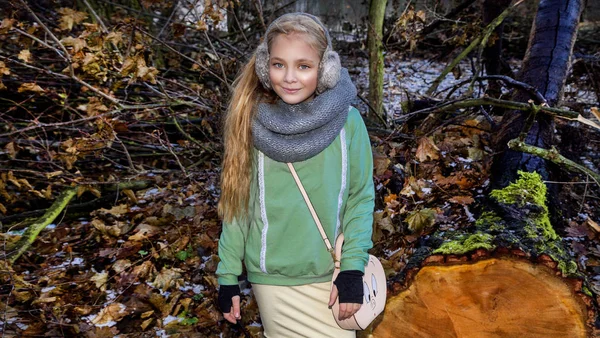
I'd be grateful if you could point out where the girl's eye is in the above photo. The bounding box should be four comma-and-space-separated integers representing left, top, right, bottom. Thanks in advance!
272, 63, 284, 69
299, 65, 310, 70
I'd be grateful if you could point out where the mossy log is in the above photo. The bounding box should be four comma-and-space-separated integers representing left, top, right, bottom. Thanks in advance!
371, 172, 596, 337
6, 187, 77, 264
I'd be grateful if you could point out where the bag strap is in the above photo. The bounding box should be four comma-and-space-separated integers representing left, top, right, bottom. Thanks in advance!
287, 162, 337, 261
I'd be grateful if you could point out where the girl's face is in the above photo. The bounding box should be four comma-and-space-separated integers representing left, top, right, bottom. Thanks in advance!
268, 33, 320, 104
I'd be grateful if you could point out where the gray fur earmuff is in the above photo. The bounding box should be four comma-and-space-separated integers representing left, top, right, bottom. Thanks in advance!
254, 13, 341, 95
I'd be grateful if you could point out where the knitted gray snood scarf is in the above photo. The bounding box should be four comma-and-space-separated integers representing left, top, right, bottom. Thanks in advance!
252, 68, 357, 163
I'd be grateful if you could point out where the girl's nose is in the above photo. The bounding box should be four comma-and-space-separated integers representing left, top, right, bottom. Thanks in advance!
284, 69, 297, 83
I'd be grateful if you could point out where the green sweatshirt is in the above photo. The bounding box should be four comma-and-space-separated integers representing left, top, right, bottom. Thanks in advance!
216, 107, 375, 286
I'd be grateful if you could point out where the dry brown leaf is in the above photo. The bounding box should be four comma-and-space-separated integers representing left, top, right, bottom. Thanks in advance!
100, 204, 129, 216
449, 195, 475, 205
140, 317, 154, 330
60, 36, 87, 53
105, 31, 124, 45
128, 223, 161, 241
91, 271, 108, 292
152, 268, 184, 292
374, 210, 395, 234
90, 303, 127, 327
92, 218, 133, 237
415, 137, 440, 162
18, 49, 31, 63
0, 61, 10, 75
18, 83, 45, 93
122, 189, 138, 204
131, 261, 157, 280
0, 18, 15, 34
112, 259, 132, 274
0, 202, 6, 214
373, 151, 391, 176
591, 107, 600, 121
400, 176, 430, 199
57, 8, 88, 31
587, 218, 600, 233
5, 142, 17, 159
0, 81, 6, 91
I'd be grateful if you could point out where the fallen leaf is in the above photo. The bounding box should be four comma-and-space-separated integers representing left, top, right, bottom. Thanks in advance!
99, 204, 129, 217
60, 36, 87, 53
0, 18, 15, 34
415, 137, 440, 162
57, 8, 88, 31
587, 218, 600, 233
18, 83, 45, 93
128, 223, 161, 241
373, 151, 391, 176
152, 268, 184, 292
0, 61, 10, 75
140, 317, 153, 330
18, 49, 31, 63
91, 271, 108, 291
111, 259, 132, 274
449, 195, 474, 205
405, 208, 436, 233
92, 218, 133, 237
90, 303, 127, 327
591, 107, 600, 122
374, 210, 395, 234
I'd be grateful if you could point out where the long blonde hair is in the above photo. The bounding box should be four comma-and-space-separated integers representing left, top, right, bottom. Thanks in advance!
219, 14, 330, 223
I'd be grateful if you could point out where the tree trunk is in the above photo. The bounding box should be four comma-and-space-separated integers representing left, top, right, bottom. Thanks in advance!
368, 0, 387, 122
481, 0, 512, 97
371, 171, 595, 337
491, 0, 583, 189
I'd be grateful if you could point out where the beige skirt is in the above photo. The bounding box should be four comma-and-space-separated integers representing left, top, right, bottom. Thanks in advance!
252, 282, 356, 338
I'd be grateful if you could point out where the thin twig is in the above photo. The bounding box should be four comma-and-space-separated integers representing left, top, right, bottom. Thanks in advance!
81, 0, 123, 59
137, 28, 229, 86
17, 0, 74, 78
203, 30, 230, 88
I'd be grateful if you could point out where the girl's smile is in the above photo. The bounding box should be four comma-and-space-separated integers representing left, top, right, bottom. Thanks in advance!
268, 33, 320, 104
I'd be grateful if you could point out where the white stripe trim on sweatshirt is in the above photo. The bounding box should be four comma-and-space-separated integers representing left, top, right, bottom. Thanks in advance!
258, 151, 269, 274
334, 125, 348, 243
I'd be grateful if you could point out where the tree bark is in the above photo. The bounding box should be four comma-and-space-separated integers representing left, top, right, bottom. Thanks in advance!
368, 0, 388, 122
491, 0, 584, 189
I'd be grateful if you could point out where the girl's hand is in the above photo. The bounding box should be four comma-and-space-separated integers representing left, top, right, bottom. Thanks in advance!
223, 295, 241, 324
329, 285, 362, 320
329, 270, 364, 321
218, 284, 241, 324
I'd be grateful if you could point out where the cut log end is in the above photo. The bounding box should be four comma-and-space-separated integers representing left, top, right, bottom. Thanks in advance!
375, 258, 589, 337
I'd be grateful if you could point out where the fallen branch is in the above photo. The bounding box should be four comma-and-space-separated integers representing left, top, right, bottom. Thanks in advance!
507, 139, 600, 187
394, 97, 578, 124
6, 187, 77, 264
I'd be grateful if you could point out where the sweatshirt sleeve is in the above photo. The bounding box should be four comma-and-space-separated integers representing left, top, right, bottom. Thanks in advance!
216, 215, 249, 286
340, 108, 375, 272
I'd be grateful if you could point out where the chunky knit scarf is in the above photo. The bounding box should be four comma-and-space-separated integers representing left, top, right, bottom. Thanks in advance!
252, 68, 357, 163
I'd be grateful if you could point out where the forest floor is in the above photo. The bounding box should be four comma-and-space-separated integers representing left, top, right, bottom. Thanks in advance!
2, 26, 600, 338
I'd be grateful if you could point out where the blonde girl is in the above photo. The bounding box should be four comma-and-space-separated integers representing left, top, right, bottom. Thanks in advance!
216, 12, 374, 337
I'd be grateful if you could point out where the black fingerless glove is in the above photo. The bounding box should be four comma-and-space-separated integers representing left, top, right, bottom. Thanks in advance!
333, 270, 363, 304
218, 284, 240, 313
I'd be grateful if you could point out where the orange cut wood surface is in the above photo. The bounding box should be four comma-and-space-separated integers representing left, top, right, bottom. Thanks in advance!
374, 258, 588, 337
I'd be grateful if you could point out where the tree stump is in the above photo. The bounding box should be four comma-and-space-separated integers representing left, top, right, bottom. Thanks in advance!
374, 257, 589, 337
371, 171, 595, 337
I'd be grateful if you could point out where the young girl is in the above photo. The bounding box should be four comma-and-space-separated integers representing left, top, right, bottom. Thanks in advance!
216, 12, 375, 337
